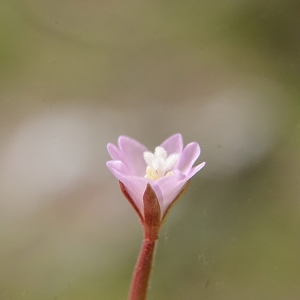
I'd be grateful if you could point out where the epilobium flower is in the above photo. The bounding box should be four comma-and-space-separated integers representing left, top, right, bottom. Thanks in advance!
107, 134, 205, 300
106, 134, 205, 221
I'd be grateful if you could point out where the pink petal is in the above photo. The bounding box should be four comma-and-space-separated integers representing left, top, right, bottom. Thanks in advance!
107, 166, 148, 214
155, 171, 187, 214
186, 162, 206, 179
160, 134, 183, 155
119, 177, 148, 216
176, 142, 200, 174
107, 143, 123, 161
106, 160, 130, 175
118, 136, 148, 176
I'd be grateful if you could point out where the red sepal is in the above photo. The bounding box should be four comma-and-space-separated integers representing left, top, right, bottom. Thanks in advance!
143, 183, 161, 241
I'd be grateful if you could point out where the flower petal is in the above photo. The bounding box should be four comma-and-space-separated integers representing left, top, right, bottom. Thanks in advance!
156, 171, 187, 214
107, 160, 165, 216
176, 142, 200, 174
107, 143, 123, 161
106, 160, 130, 175
160, 133, 183, 155
107, 166, 147, 214
186, 162, 206, 179
118, 136, 148, 176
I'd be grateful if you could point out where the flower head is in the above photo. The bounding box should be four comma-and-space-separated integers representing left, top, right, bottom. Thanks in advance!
106, 134, 205, 221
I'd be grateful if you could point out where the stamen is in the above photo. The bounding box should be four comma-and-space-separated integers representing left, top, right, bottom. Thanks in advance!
143, 146, 179, 180
154, 147, 167, 160
144, 152, 155, 168
165, 153, 179, 170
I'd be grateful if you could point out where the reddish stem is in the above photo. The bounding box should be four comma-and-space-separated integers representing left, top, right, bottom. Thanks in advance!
129, 235, 157, 300
126, 183, 161, 300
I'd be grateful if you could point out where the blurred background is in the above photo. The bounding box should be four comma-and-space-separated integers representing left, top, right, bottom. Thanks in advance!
0, 0, 300, 299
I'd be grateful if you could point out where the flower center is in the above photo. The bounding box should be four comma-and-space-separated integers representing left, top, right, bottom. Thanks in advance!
143, 146, 179, 181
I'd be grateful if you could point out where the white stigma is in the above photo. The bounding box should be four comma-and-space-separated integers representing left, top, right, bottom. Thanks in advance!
143, 146, 179, 181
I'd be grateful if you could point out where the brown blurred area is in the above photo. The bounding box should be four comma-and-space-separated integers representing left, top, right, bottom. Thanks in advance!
0, 0, 300, 299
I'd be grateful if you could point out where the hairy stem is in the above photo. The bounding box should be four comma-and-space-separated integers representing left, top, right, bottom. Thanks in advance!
129, 236, 157, 300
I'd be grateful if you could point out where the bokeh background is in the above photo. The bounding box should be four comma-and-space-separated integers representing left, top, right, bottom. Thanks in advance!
1, 0, 300, 299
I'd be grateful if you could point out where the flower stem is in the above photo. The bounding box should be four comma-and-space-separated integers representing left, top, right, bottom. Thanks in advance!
129, 236, 157, 300
128, 183, 160, 300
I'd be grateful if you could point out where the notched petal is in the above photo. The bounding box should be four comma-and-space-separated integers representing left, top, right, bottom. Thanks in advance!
117, 136, 148, 176
186, 162, 206, 179
176, 142, 200, 174
107, 143, 123, 161
106, 160, 130, 175
118, 136, 148, 154
160, 133, 183, 155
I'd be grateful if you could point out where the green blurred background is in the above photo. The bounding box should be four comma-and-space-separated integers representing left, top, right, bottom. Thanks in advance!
0, 0, 300, 299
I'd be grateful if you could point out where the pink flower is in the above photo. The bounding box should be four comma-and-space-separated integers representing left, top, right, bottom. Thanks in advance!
106, 134, 205, 220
